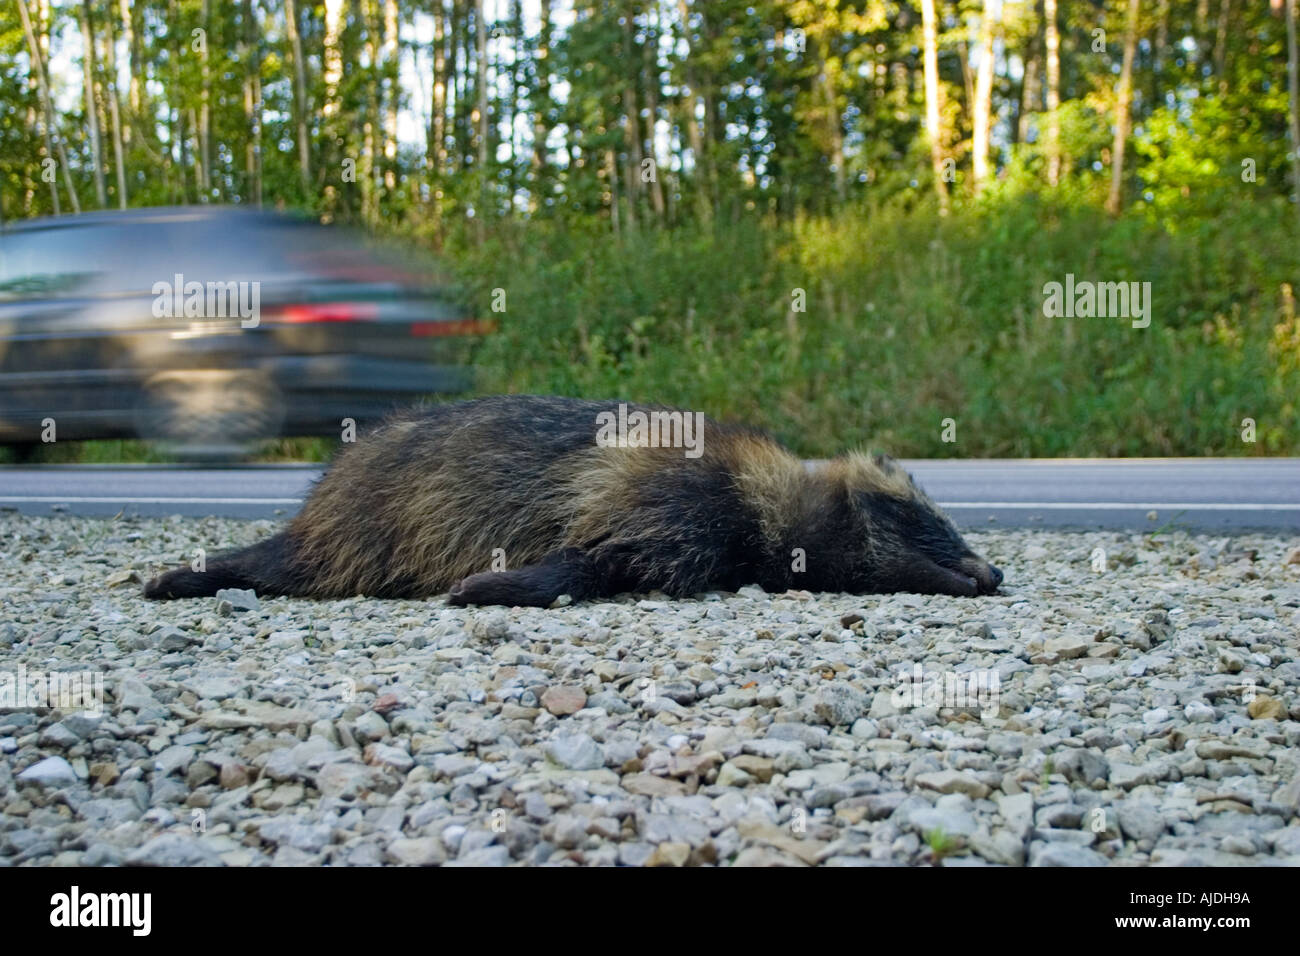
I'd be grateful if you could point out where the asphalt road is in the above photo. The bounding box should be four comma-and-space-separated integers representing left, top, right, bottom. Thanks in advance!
0, 459, 1297, 531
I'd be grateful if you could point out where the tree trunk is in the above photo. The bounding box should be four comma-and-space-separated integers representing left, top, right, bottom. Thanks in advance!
699, 12, 722, 214
643, 0, 666, 220
1194, 0, 1210, 73
119, 0, 143, 119
323, 0, 347, 123
199, 0, 212, 199
676, 0, 711, 221
1152, 0, 1168, 106
169, 0, 186, 202
452, 0, 467, 174
100, 9, 128, 208
508, 0, 524, 203
23, 15, 39, 215
606, 147, 621, 233
16, 0, 77, 213
1045, 0, 1061, 185
243, 0, 262, 206
383, 0, 399, 192
430, 0, 447, 229
622, 12, 642, 230
531, 0, 552, 210
454, 0, 469, 173
1106, 0, 1141, 216
971, 0, 998, 192
1018, 44, 1039, 145
921, 0, 949, 212
1287, 0, 1300, 225
476, 0, 489, 236
189, 107, 204, 197
322, 0, 347, 220
362, 0, 380, 225
79, 1, 108, 207
819, 38, 846, 202
960, 36, 975, 127
285, 0, 312, 195
1213, 0, 1232, 91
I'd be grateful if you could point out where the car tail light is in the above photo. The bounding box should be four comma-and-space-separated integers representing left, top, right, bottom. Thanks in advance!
410, 318, 498, 337
279, 302, 379, 323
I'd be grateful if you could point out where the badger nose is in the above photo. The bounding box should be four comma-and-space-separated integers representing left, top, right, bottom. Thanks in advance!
988, 564, 1003, 588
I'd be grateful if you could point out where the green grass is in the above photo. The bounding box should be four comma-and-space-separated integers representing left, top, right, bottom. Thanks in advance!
0, 439, 163, 465
252, 437, 340, 463
924, 827, 961, 861
455, 197, 1300, 458
0, 436, 340, 465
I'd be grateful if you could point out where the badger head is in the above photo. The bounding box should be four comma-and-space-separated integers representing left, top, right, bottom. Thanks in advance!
833, 453, 1003, 597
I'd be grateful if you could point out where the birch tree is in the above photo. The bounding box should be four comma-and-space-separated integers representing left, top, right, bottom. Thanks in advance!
1106, 0, 1141, 215
921, 0, 949, 211
1045, 0, 1061, 185
79, 0, 107, 207
971, 0, 999, 193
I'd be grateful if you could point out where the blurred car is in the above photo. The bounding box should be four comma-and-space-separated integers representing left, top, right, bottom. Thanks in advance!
0, 205, 489, 456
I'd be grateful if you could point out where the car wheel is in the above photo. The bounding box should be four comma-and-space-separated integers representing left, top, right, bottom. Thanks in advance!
134, 371, 283, 459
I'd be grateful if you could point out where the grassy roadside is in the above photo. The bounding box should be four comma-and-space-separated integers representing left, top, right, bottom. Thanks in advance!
455, 197, 1300, 458
0, 437, 340, 465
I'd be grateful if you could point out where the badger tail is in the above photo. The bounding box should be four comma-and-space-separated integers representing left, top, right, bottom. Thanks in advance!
143, 532, 299, 600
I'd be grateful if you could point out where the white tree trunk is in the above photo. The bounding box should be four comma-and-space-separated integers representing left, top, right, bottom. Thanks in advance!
285, 0, 312, 193
383, 0, 399, 191
921, 0, 949, 211
1106, 0, 1141, 215
1287, 0, 1300, 223
79, 1, 107, 207
17, 0, 79, 212
971, 0, 998, 192
1045, 0, 1061, 185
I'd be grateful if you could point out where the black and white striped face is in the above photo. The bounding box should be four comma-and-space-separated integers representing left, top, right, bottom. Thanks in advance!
855, 457, 1003, 597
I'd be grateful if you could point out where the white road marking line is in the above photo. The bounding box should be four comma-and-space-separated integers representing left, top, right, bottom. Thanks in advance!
940, 502, 1300, 510
0, 496, 303, 504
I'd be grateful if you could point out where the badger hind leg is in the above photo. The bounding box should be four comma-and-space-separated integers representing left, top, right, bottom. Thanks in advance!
448, 548, 599, 608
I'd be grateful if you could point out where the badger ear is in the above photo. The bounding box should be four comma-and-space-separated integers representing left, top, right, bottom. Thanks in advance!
870, 452, 916, 488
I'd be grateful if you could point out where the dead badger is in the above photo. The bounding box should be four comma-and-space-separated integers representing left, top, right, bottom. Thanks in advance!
144, 395, 1002, 606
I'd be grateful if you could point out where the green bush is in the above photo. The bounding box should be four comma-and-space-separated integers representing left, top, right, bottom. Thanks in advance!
455, 198, 1300, 458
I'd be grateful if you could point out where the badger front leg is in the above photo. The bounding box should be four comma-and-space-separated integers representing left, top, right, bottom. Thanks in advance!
447, 548, 600, 608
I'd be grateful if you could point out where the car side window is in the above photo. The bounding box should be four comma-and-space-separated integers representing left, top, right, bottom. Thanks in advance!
0, 227, 105, 299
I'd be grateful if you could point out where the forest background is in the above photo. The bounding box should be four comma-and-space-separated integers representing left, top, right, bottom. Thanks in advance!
3, 0, 1299, 459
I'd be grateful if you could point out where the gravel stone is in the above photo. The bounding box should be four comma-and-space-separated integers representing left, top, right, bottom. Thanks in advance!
545, 733, 605, 771
17, 756, 78, 787
2, 517, 1297, 866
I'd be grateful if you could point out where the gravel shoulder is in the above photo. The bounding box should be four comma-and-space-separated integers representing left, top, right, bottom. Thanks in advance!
2, 515, 1299, 867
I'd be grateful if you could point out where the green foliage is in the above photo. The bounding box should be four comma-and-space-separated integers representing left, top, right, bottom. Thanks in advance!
457, 198, 1300, 458
1134, 92, 1293, 224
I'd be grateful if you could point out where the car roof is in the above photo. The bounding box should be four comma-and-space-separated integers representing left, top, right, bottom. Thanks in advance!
2, 205, 313, 234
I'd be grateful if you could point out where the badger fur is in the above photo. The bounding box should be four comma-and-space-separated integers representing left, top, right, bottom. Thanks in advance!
144, 395, 1002, 606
